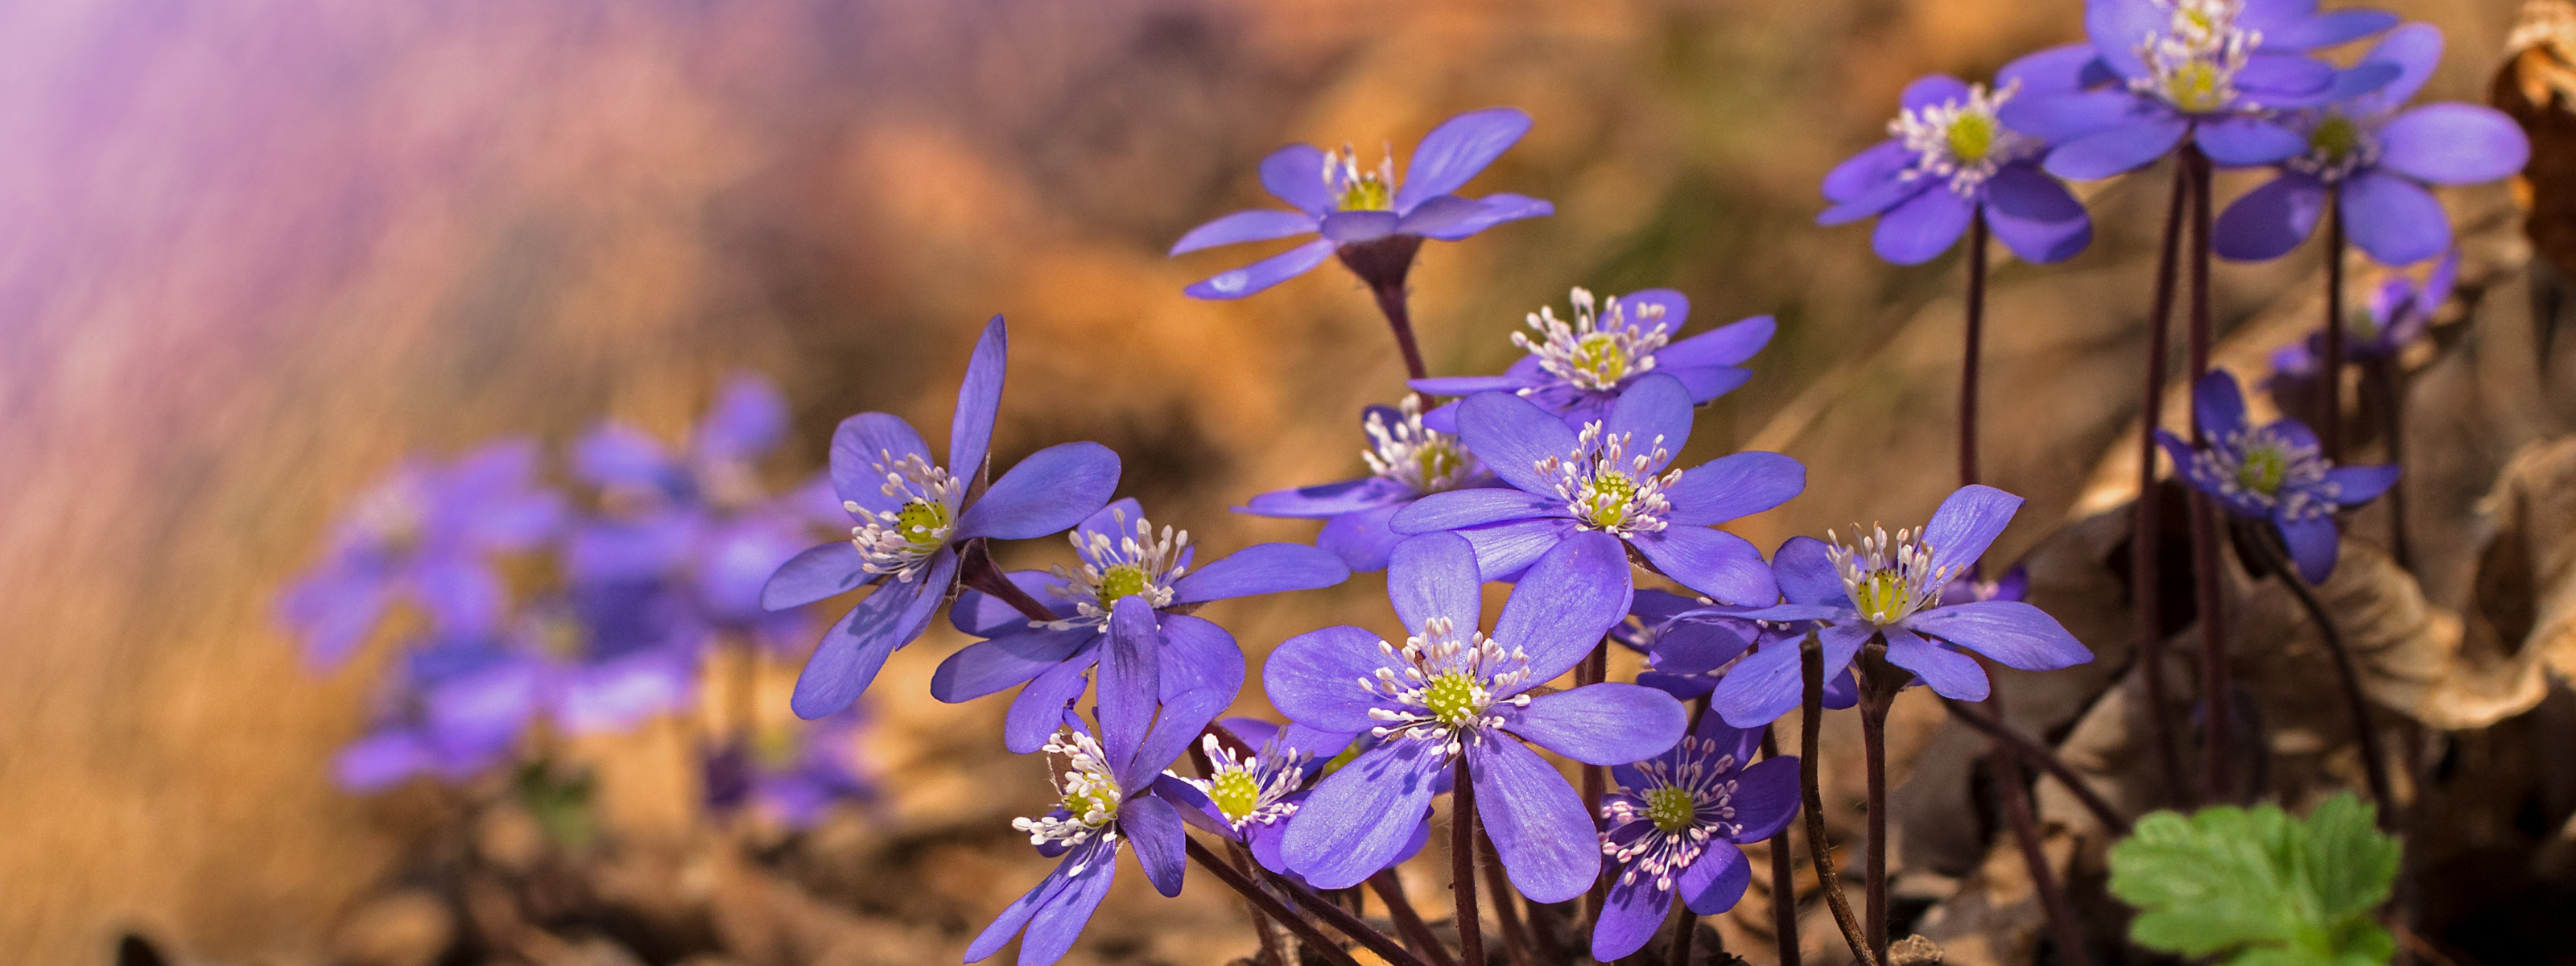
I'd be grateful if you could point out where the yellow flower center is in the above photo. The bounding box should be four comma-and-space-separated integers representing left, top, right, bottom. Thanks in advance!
1095, 564, 1150, 609
1208, 770, 1263, 824
1855, 571, 1913, 625
894, 499, 951, 552
1573, 332, 1630, 386
1946, 110, 1997, 164
1339, 172, 1392, 212
2309, 114, 2361, 165
1582, 473, 1638, 529
2236, 446, 2289, 496
1645, 786, 1699, 833
2165, 62, 2227, 114
1423, 671, 1484, 727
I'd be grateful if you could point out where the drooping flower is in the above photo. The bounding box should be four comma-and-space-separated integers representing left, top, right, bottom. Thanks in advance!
931, 499, 1348, 753
1267, 532, 1687, 900
2215, 26, 2530, 266
2000, 0, 2400, 180
761, 316, 1122, 718
2270, 249, 2458, 383
704, 708, 876, 830
2154, 370, 2400, 583
1591, 715, 1802, 962
1391, 374, 1805, 604
1818, 67, 2094, 265
1241, 397, 1497, 572
1710, 485, 2094, 727
280, 440, 566, 669
1170, 108, 1554, 299
964, 637, 1228, 966
1409, 288, 1775, 431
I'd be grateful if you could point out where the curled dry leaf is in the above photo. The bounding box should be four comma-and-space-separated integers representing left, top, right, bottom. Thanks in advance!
2472, 435, 2576, 689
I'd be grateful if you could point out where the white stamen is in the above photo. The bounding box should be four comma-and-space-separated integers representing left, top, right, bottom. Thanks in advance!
1513, 287, 1672, 393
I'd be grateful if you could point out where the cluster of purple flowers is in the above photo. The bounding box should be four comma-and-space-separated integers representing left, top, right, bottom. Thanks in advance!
282, 375, 874, 830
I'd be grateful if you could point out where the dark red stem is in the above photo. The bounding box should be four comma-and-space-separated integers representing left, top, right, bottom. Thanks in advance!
1370, 871, 1459, 966
1455, 754, 1486, 966
1762, 726, 1802, 966
2136, 155, 2192, 810
2185, 144, 2235, 803
1186, 837, 1363, 966
1963, 207, 1988, 489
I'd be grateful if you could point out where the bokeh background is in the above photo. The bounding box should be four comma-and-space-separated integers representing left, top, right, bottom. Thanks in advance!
0, 0, 2542, 964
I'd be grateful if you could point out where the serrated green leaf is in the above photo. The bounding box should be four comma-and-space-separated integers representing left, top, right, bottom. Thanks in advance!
2107, 794, 2400, 966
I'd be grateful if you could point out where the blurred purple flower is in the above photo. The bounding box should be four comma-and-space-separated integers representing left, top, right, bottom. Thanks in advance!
761, 316, 1121, 719
2215, 26, 2529, 266
281, 440, 565, 670
2272, 249, 2458, 385
335, 631, 550, 791
1266, 532, 1686, 900
1712, 485, 2092, 727
706, 708, 876, 829
2154, 370, 2400, 582
1171, 108, 1553, 299
1240, 398, 1496, 572
1591, 715, 1802, 962
1819, 67, 2093, 265
933, 499, 1348, 753
1392, 374, 1805, 604
1410, 288, 1774, 430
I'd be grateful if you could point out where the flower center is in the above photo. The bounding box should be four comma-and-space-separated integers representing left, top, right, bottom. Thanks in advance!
847, 452, 963, 582
1361, 617, 1534, 757
1207, 771, 1261, 822
1513, 287, 1672, 393
1049, 508, 1187, 628
1892, 81, 2032, 194
2289, 111, 2380, 181
2194, 424, 2339, 518
1829, 524, 1951, 625
1537, 422, 1678, 537
1645, 786, 1699, 833
1324, 145, 1396, 212
1364, 396, 1489, 495
2235, 445, 2289, 496
2132, 0, 2257, 114
1183, 733, 1308, 832
1013, 729, 1124, 852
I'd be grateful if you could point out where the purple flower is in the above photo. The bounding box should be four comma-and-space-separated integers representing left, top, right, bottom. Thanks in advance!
2000, 0, 2399, 180
965, 667, 1228, 966
2154, 370, 2400, 583
1266, 532, 1687, 899
761, 316, 1122, 719
1241, 398, 1497, 572
1590, 716, 1802, 962
547, 579, 711, 736
1818, 68, 2093, 266
1410, 288, 1775, 431
281, 440, 566, 669
1170, 108, 1554, 299
2214, 26, 2528, 266
336, 632, 550, 791
706, 708, 877, 829
1711, 485, 2093, 727
1149, 717, 1357, 874
1391, 374, 1806, 604
2272, 249, 2458, 384
931, 499, 1349, 753
1940, 563, 2031, 607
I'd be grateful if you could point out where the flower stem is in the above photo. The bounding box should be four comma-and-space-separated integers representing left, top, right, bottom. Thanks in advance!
1761, 727, 1802, 966
1476, 828, 1537, 966
1371, 871, 1459, 966
1337, 236, 1432, 382
2184, 144, 2235, 803
1666, 909, 1700, 966
2248, 527, 2396, 826
2322, 192, 2347, 462
1963, 207, 1989, 489
1239, 844, 1293, 966
956, 539, 1057, 622
1938, 699, 2128, 836
1454, 753, 1486, 966
1995, 748, 2095, 966
1581, 638, 1611, 923
2136, 155, 2192, 811
1801, 634, 1877, 966
1186, 836, 1364, 966
1858, 646, 1894, 965
2366, 357, 2413, 570
1262, 869, 1438, 966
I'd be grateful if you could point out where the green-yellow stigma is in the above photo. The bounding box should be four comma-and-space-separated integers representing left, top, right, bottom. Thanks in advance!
1207, 770, 1263, 824
1573, 332, 1630, 386
2309, 114, 2361, 164
1644, 786, 1699, 833
1583, 473, 1637, 528
894, 499, 950, 551
1339, 172, 1392, 212
1417, 441, 1464, 489
2235, 445, 2289, 496
1945, 111, 1997, 164
1063, 785, 1119, 825
1855, 571, 1912, 624
1423, 671, 1484, 727
1095, 564, 1150, 609
2165, 62, 2226, 114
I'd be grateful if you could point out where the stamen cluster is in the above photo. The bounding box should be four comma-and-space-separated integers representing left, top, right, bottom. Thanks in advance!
1323, 144, 1397, 213
1892, 80, 2034, 195
847, 452, 964, 581
2192, 426, 2340, 518
1536, 423, 1679, 536
1364, 397, 1487, 494
1827, 524, 1951, 625
1047, 507, 1189, 628
2285, 110, 2384, 182
1513, 287, 1672, 392
1182, 734, 1307, 832
1359, 617, 1534, 757
1013, 729, 1125, 864
1600, 737, 1744, 890
2132, 0, 2260, 114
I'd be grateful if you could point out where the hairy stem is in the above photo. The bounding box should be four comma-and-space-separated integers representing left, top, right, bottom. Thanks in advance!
1667, 909, 1700, 966
1582, 638, 1611, 923
1859, 657, 1892, 964
1476, 828, 1536, 966
1455, 754, 1486, 966
956, 539, 1057, 622
2367, 357, 2413, 570
1996, 749, 2096, 966
2184, 143, 2235, 803
1233, 843, 1291, 966
1762, 727, 1802, 966
1371, 871, 1459, 966
2323, 193, 2347, 461
1938, 700, 2129, 835
2252, 530, 2396, 825
1186, 837, 1363, 966
1802, 635, 1877, 966
1337, 236, 1431, 383
1262, 869, 1437, 966
2136, 155, 2192, 810
1963, 207, 1989, 489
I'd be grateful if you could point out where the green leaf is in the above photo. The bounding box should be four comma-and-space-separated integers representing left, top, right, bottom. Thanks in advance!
2107, 793, 2399, 966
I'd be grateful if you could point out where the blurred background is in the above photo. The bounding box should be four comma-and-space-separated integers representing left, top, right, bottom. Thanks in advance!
0, 0, 2547, 964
